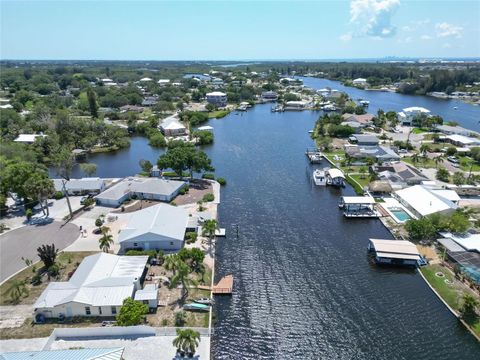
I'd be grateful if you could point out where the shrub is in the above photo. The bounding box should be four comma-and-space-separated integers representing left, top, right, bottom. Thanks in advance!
95, 218, 103, 228
162, 171, 179, 178
175, 311, 186, 327
125, 249, 157, 260
148, 132, 167, 147
178, 185, 189, 195
26, 208, 33, 220
83, 198, 94, 207
185, 232, 198, 244
217, 177, 226, 186
202, 193, 214, 202
202, 173, 215, 180
31, 274, 42, 286
48, 263, 60, 278
54, 191, 64, 200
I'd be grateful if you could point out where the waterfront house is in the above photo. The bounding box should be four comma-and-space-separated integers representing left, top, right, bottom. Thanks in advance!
140, 77, 153, 82
206, 91, 227, 107
368, 239, 421, 266
159, 117, 187, 136
443, 134, 480, 147
53, 178, 106, 196
95, 177, 186, 207
341, 121, 363, 133
141, 96, 158, 107
436, 125, 479, 137
34, 253, 148, 320
0, 348, 125, 360
349, 134, 379, 146
120, 105, 144, 113
261, 91, 279, 101
118, 203, 188, 252
345, 145, 400, 162
14, 133, 47, 144
341, 113, 375, 126
211, 77, 224, 87
352, 78, 367, 86
373, 162, 427, 189
394, 185, 458, 218
397, 107, 431, 126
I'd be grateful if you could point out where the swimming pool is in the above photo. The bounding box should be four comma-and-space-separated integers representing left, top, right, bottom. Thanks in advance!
390, 208, 412, 222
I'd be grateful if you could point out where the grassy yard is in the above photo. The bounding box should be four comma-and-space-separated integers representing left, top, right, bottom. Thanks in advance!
420, 264, 480, 337
411, 127, 431, 134
208, 110, 230, 119
403, 156, 438, 169
0, 252, 94, 306
349, 174, 371, 188
459, 157, 480, 172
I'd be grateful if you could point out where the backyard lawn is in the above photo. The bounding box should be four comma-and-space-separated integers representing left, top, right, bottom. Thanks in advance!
420, 264, 480, 337
403, 156, 438, 169
459, 157, 480, 172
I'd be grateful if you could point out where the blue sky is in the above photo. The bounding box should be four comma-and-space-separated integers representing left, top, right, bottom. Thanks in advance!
1, 0, 479, 60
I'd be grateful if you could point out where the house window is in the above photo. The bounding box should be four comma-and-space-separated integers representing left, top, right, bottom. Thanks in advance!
111, 306, 117, 315
170, 241, 174, 246
85, 306, 91, 315
98, 307, 102, 315
134, 243, 138, 247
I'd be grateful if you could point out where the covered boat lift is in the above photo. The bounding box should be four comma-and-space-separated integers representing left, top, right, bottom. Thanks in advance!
326, 168, 345, 187
368, 239, 421, 267
339, 196, 379, 218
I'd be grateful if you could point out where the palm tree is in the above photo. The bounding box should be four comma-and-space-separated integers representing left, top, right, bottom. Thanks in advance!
7, 280, 29, 304
434, 155, 444, 168
419, 143, 430, 156
170, 260, 196, 300
411, 153, 420, 165
173, 328, 201, 356
98, 227, 114, 253
164, 254, 180, 275
460, 294, 479, 319
202, 219, 219, 245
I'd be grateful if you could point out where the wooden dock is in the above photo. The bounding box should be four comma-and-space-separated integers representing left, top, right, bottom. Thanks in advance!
212, 275, 233, 295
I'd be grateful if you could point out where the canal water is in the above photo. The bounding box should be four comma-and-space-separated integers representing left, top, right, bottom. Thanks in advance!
56, 78, 480, 358
209, 103, 479, 359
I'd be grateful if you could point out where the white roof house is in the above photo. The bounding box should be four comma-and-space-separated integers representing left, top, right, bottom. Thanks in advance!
353, 78, 367, 84
118, 203, 188, 252
439, 232, 480, 252
445, 134, 480, 147
140, 77, 153, 82
198, 125, 214, 131
157, 79, 170, 85
34, 253, 148, 319
394, 185, 458, 218
14, 134, 47, 144
95, 177, 186, 207
53, 178, 106, 195
0, 348, 125, 360
159, 116, 187, 136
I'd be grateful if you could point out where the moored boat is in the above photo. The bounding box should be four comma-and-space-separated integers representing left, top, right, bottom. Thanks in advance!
194, 297, 214, 305
313, 169, 326, 186
183, 303, 209, 312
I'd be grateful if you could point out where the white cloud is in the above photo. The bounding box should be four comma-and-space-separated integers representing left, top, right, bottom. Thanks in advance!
420, 35, 432, 40
340, 33, 353, 42
402, 25, 412, 32
435, 22, 463, 38
443, 43, 452, 48
349, 0, 400, 38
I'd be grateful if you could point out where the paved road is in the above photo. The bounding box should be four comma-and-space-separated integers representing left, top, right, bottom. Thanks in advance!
0, 221, 79, 283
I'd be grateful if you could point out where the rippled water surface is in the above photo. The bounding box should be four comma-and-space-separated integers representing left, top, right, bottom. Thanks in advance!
208, 104, 480, 359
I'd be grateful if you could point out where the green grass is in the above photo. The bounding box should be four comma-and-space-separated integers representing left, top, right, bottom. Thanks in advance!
403, 156, 438, 169
411, 127, 430, 134
345, 174, 364, 195
458, 157, 480, 172
349, 174, 371, 188
208, 110, 230, 119
420, 264, 480, 337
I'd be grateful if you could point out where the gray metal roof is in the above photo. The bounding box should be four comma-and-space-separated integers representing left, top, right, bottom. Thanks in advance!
0, 348, 124, 360
119, 203, 188, 244
34, 254, 148, 308
53, 178, 105, 192
96, 177, 185, 201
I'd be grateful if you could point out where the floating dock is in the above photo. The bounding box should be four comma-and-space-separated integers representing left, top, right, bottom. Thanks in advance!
212, 275, 233, 295
305, 148, 323, 163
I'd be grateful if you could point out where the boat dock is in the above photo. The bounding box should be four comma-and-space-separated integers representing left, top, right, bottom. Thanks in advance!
305, 148, 323, 163
212, 275, 233, 295
339, 196, 380, 218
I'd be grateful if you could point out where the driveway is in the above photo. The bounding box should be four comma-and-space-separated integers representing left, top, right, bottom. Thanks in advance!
0, 221, 79, 283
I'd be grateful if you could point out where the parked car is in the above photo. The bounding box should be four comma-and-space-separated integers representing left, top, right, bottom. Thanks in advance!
447, 156, 459, 164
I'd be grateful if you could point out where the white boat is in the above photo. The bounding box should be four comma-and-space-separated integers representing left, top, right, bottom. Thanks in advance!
313, 169, 326, 186
453, 106, 458, 110
194, 297, 214, 305
322, 104, 337, 111
360, 100, 370, 107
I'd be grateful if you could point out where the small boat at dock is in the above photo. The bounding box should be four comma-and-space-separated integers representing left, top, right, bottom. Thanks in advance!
271, 105, 284, 112
359, 100, 370, 107
194, 297, 214, 305
313, 169, 326, 186
183, 303, 210, 312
